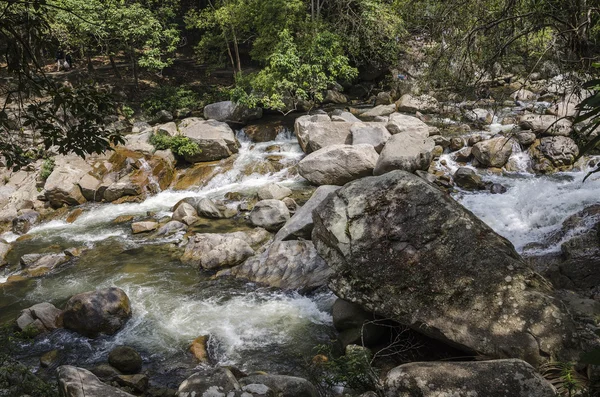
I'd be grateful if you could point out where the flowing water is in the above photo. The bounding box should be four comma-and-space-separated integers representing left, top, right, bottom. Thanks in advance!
0, 129, 334, 388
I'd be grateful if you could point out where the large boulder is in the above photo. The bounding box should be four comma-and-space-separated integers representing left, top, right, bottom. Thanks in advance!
249, 199, 290, 231
395, 94, 439, 114
57, 366, 135, 397
203, 101, 262, 124
294, 115, 352, 153
385, 359, 557, 397
298, 144, 379, 186
275, 185, 340, 241
373, 132, 435, 175
386, 113, 430, 137
350, 122, 391, 153
529, 136, 579, 173
62, 288, 132, 338
218, 240, 330, 290
179, 118, 239, 162
519, 114, 572, 136
472, 137, 513, 168
181, 233, 256, 270
16, 302, 63, 334
312, 171, 584, 366
44, 156, 92, 207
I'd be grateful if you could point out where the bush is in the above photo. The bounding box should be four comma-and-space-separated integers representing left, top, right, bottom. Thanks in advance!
40, 157, 55, 180
142, 86, 200, 115
149, 133, 201, 158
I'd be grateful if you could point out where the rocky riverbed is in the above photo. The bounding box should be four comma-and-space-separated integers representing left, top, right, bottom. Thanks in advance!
1, 75, 600, 396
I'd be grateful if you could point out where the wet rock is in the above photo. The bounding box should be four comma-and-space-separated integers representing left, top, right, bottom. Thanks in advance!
66, 208, 84, 223
298, 144, 379, 186
258, 183, 292, 201
449, 137, 465, 151
529, 136, 579, 173
244, 121, 285, 142
116, 374, 149, 393
275, 185, 340, 241
179, 118, 239, 162
57, 365, 135, 397
203, 101, 262, 124
90, 364, 122, 382
312, 171, 585, 366
108, 346, 143, 374
472, 137, 513, 168
62, 287, 132, 338
464, 108, 493, 124
171, 202, 199, 225
455, 147, 472, 163
359, 104, 396, 119
157, 221, 187, 236
516, 131, 537, 146
249, 200, 290, 231
190, 335, 210, 363
386, 113, 430, 138
12, 210, 40, 234
131, 221, 158, 234
395, 94, 439, 114
489, 183, 508, 194
219, 240, 330, 290
519, 114, 572, 136
373, 132, 435, 175
181, 233, 255, 270
194, 197, 222, 219
20, 253, 70, 277
350, 122, 391, 153
453, 167, 484, 190
40, 349, 60, 368
103, 178, 142, 203
17, 302, 63, 334
239, 375, 318, 397
294, 115, 352, 153
177, 368, 239, 397
385, 359, 557, 397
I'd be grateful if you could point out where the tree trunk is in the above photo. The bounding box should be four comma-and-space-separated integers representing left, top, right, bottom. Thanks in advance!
109, 54, 121, 79
231, 27, 242, 73
130, 45, 138, 87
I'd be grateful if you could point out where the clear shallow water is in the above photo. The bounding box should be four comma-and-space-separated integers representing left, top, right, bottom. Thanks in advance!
0, 129, 333, 386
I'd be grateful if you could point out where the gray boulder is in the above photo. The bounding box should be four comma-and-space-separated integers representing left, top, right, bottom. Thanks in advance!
17, 302, 63, 333
20, 253, 70, 277
312, 171, 584, 366
218, 240, 330, 290
103, 178, 142, 203
157, 220, 187, 236
12, 210, 40, 234
386, 113, 430, 137
179, 118, 239, 162
44, 159, 90, 207
203, 101, 262, 124
385, 359, 557, 397
258, 183, 292, 200
249, 199, 290, 231
453, 167, 484, 190
275, 185, 340, 241
350, 122, 391, 153
530, 136, 579, 172
373, 132, 435, 175
108, 346, 142, 374
331, 111, 360, 123
395, 94, 439, 114
295, 115, 353, 153
359, 104, 396, 119
62, 287, 132, 338
239, 375, 318, 397
519, 114, 572, 136
171, 201, 200, 225
57, 366, 135, 397
472, 137, 513, 168
181, 233, 255, 270
298, 144, 379, 186
177, 368, 240, 397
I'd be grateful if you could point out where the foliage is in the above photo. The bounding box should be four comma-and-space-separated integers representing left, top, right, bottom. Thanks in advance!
234, 29, 357, 112
307, 344, 382, 396
540, 362, 589, 396
40, 157, 55, 180
149, 133, 201, 158
142, 86, 200, 115
574, 65, 600, 181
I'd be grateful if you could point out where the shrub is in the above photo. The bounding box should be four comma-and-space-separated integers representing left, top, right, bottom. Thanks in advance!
40, 157, 55, 180
142, 86, 200, 115
149, 133, 201, 158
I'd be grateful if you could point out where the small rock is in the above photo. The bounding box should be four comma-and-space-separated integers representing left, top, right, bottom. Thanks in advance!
190, 335, 210, 363
454, 168, 484, 190
108, 346, 143, 374
258, 184, 293, 200
115, 374, 149, 393
131, 221, 158, 234
249, 200, 290, 232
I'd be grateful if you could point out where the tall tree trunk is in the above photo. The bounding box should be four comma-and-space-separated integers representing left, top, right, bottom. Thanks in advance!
130, 45, 138, 87
231, 27, 242, 73
109, 54, 121, 79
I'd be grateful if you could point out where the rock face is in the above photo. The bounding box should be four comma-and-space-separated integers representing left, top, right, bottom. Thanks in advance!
57, 366, 135, 397
350, 123, 391, 153
295, 115, 352, 153
62, 288, 132, 338
218, 240, 330, 290
472, 137, 513, 167
203, 101, 262, 124
529, 136, 579, 173
519, 114, 572, 136
373, 132, 434, 175
386, 113, 430, 137
275, 185, 340, 241
298, 144, 379, 186
249, 200, 290, 231
179, 118, 239, 162
385, 359, 557, 397
181, 233, 256, 270
312, 171, 583, 366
